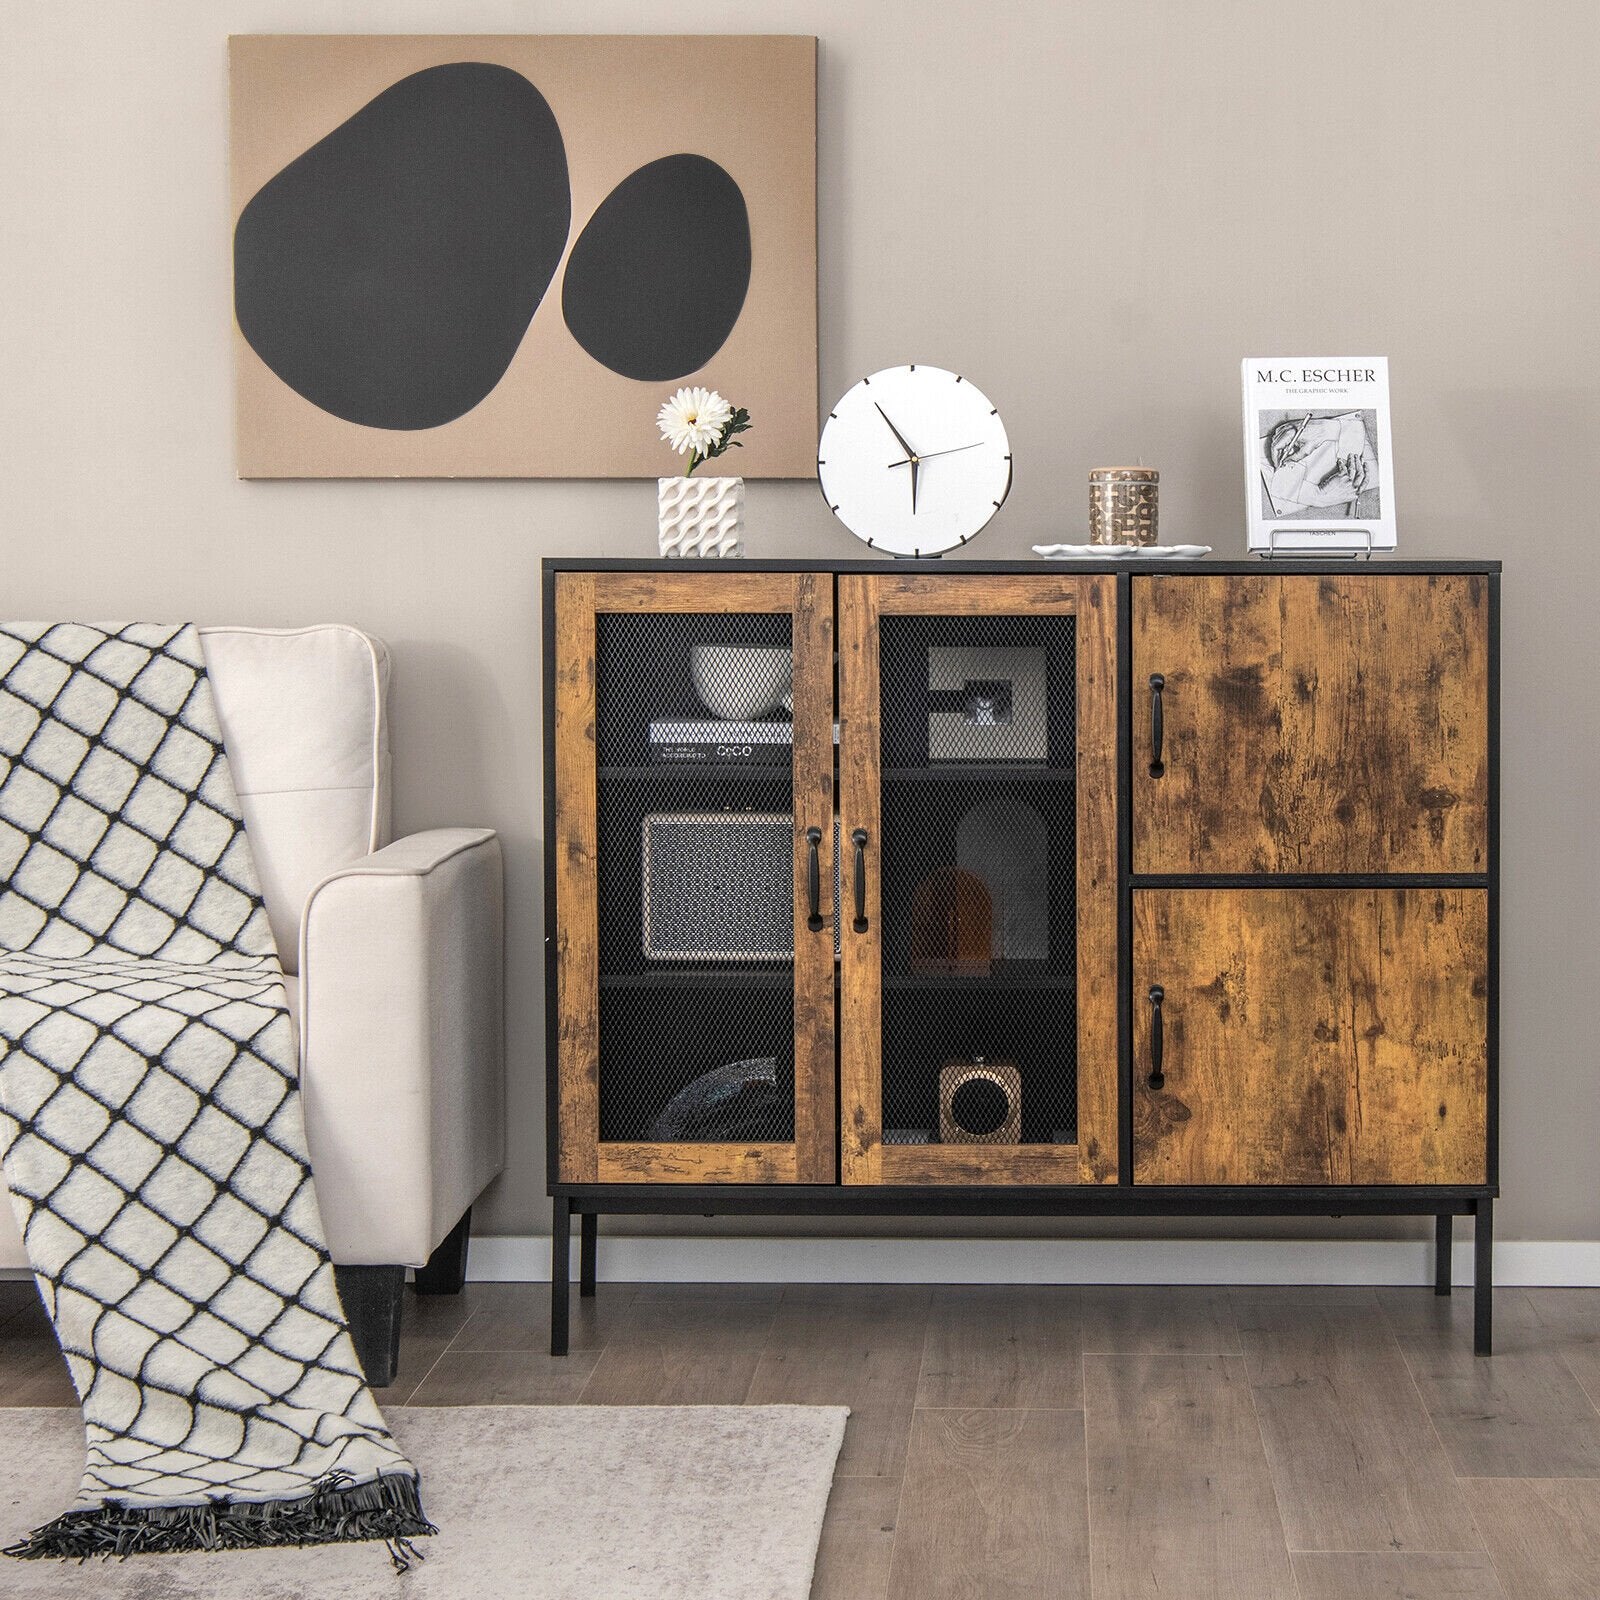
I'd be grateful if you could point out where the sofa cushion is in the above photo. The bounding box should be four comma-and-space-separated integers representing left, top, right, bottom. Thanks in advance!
200, 627, 390, 970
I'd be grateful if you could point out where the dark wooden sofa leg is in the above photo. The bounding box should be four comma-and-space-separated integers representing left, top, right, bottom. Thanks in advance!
1475, 1196, 1494, 1356
414, 1206, 473, 1296
335, 1264, 405, 1388
1435, 1213, 1453, 1296
580, 1211, 597, 1297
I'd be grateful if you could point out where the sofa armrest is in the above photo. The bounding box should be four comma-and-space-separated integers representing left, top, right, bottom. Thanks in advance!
298, 827, 504, 1266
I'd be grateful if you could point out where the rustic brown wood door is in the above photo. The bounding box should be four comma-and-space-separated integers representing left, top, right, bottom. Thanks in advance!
838, 574, 1119, 1185
1132, 888, 1488, 1185
553, 571, 835, 1184
1133, 574, 1490, 874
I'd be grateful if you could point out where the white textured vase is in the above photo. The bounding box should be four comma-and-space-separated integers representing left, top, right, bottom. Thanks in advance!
657, 476, 745, 558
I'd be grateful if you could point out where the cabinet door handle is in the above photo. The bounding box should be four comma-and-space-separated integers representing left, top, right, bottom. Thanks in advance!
1148, 674, 1166, 778
805, 826, 824, 933
851, 828, 869, 934
1147, 984, 1165, 1090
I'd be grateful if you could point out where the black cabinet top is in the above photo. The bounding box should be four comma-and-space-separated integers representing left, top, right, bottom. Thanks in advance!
543, 556, 1501, 576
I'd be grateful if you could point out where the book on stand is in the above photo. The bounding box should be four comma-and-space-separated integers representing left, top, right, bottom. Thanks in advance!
1243, 358, 1396, 554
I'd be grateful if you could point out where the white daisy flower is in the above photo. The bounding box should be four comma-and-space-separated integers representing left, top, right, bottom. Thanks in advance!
656, 387, 733, 457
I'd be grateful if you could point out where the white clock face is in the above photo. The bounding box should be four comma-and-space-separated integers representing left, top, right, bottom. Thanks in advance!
817, 366, 1012, 556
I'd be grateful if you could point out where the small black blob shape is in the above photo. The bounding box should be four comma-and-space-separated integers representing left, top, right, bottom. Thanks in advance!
234, 63, 570, 431
563, 154, 751, 382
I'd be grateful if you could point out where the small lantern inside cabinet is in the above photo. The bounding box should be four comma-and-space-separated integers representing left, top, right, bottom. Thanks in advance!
939, 1057, 1022, 1145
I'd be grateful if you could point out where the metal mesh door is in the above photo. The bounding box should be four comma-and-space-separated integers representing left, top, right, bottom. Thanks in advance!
592, 611, 800, 1143
875, 613, 1078, 1147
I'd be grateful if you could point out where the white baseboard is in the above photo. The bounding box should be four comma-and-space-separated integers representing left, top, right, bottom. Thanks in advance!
468, 1234, 1600, 1288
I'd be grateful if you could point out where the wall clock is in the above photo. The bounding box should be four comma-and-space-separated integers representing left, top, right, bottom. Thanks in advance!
817, 365, 1012, 555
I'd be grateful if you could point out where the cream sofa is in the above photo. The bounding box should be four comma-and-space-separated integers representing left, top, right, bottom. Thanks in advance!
0, 625, 505, 1383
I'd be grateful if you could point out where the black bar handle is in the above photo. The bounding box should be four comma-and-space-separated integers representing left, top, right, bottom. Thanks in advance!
851, 828, 869, 934
1147, 984, 1165, 1090
805, 826, 824, 933
1149, 674, 1166, 778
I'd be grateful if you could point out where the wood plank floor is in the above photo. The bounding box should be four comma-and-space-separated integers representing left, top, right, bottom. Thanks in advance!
3, 1279, 1599, 1597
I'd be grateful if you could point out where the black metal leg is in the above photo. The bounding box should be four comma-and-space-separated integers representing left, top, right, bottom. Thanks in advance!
1435, 1213, 1453, 1296
580, 1211, 598, 1298
414, 1206, 472, 1296
551, 1196, 572, 1357
1474, 1197, 1494, 1356
334, 1264, 405, 1387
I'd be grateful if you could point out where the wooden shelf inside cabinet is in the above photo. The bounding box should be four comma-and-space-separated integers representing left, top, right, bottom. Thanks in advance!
882, 974, 1076, 992
882, 764, 1075, 784
599, 971, 792, 990
597, 765, 794, 782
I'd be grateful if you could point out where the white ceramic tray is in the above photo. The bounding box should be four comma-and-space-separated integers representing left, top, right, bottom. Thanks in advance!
1032, 543, 1212, 559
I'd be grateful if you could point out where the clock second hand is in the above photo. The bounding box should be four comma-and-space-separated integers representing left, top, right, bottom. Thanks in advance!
887, 442, 983, 467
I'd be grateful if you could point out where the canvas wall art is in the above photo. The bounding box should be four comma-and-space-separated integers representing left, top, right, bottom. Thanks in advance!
229, 35, 818, 478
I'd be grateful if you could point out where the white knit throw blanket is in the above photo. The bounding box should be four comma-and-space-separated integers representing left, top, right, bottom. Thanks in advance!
0, 623, 430, 1562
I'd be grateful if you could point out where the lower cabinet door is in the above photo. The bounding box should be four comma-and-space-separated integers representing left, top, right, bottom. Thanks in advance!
1133, 888, 1488, 1185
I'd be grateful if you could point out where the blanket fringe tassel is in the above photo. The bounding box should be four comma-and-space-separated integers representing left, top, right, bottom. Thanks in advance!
2, 1470, 436, 1571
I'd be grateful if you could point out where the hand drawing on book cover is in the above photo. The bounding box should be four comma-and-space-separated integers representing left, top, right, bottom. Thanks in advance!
1258, 409, 1381, 521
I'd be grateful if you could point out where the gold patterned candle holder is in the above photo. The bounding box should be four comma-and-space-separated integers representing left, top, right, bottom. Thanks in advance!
1089, 466, 1159, 546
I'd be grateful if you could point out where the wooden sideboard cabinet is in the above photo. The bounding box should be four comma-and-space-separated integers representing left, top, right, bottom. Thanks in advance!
544, 559, 1498, 1354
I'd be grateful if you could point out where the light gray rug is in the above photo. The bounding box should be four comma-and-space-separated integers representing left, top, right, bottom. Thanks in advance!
0, 1404, 849, 1598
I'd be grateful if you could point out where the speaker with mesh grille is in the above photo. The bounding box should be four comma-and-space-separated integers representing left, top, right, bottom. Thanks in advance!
939, 1057, 1022, 1144
642, 813, 841, 961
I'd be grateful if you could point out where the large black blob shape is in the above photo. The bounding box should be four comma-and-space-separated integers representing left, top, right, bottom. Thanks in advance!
563, 154, 751, 382
234, 63, 570, 431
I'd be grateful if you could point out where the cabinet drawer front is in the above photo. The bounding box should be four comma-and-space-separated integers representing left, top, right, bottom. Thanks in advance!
1133, 574, 1489, 874
1133, 888, 1487, 1185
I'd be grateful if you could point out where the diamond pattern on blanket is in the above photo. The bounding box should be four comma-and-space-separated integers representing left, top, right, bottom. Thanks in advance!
0, 625, 273, 965
0, 624, 426, 1557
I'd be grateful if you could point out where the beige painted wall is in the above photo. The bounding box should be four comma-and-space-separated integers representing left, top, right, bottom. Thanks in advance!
3, 1, 1595, 1249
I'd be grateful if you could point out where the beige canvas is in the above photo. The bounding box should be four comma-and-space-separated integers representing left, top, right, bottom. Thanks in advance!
229, 35, 818, 479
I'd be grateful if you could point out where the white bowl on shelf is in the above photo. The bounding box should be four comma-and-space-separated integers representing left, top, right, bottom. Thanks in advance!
689, 645, 793, 721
